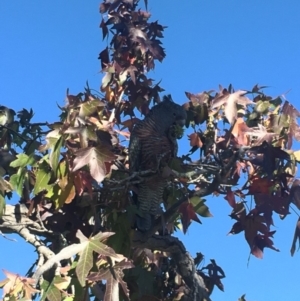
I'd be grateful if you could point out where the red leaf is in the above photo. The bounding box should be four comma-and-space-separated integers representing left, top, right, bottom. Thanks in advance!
224, 188, 236, 208
248, 177, 273, 195
178, 201, 201, 234
251, 231, 279, 259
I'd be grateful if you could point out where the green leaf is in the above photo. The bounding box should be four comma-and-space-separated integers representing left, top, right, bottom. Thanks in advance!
9, 154, 29, 168
79, 99, 105, 118
190, 196, 212, 217
10, 168, 27, 196
0, 191, 5, 218
255, 100, 270, 113
76, 244, 93, 287
75, 232, 119, 287
50, 136, 64, 174
40, 277, 63, 301
34, 161, 52, 195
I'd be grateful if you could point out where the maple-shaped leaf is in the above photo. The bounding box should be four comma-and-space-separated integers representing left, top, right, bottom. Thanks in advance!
248, 177, 274, 195
73, 170, 94, 197
72, 146, 116, 183
231, 117, 251, 146
254, 193, 290, 217
201, 259, 225, 292
40, 276, 70, 301
190, 196, 212, 217
79, 98, 105, 118
178, 201, 201, 234
212, 90, 254, 124
251, 231, 279, 258
87, 259, 134, 301
75, 231, 125, 286
248, 141, 290, 178
229, 202, 247, 221
1, 269, 39, 299
246, 124, 277, 146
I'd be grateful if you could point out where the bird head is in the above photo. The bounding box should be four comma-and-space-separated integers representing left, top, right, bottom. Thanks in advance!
149, 95, 187, 130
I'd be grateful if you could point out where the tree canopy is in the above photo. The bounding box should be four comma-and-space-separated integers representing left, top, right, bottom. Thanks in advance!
1, 1, 300, 301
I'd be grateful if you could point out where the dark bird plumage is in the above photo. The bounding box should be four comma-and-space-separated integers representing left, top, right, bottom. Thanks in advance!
129, 96, 187, 231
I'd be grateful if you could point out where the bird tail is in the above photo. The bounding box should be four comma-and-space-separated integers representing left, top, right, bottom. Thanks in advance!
136, 213, 152, 232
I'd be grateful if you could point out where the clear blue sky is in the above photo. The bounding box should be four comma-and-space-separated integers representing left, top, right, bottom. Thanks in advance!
1, 1, 300, 300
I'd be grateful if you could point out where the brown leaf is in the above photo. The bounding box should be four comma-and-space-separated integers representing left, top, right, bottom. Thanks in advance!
188, 133, 203, 148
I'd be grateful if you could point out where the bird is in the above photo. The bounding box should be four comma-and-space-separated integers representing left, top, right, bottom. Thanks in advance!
0, 106, 15, 126
129, 95, 187, 231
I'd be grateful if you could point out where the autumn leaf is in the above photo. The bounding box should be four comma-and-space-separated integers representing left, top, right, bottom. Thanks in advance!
72, 146, 116, 183
251, 231, 279, 258
248, 177, 273, 195
178, 201, 201, 234
87, 259, 134, 300
224, 188, 236, 208
246, 124, 277, 146
212, 90, 254, 124
1, 270, 39, 299
188, 133, 203, 148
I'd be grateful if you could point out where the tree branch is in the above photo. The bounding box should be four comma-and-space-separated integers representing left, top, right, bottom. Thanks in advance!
132, 232, 211, 301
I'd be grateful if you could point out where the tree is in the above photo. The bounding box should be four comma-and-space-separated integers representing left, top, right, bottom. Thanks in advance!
1, 1, 300, 300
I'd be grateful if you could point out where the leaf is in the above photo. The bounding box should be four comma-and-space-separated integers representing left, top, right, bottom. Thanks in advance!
9, 153, 30, 168
251, 231, 279, 258
75, 231, 123, 286
178, 201, 201, 234
224, 188, 236, 208
33, 161, 52, 195
49, 136, 64, 174
0, 191, 5, 218
238, 294, 247, 301
79, 99, 105, 118
212, 90, 254, 124
293, 150, 300, 162
10, 168, 27, 196
76, 243, 93, 287
72, 146, 116, 183
188, 133, 203, 148
246, 124, 277, 146
101, 72, 113, 90
291, 217, 300, 256
87, 259, 133, 300
40, 277, 63, 301
1, 270, 39, 299
248, 177, 273, 195
100, 18, 109, 40
57, 178, 76, 207
190, 196, 212, 217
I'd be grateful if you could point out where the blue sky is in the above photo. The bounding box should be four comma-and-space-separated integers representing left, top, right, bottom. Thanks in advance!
1, 1, 300, 300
